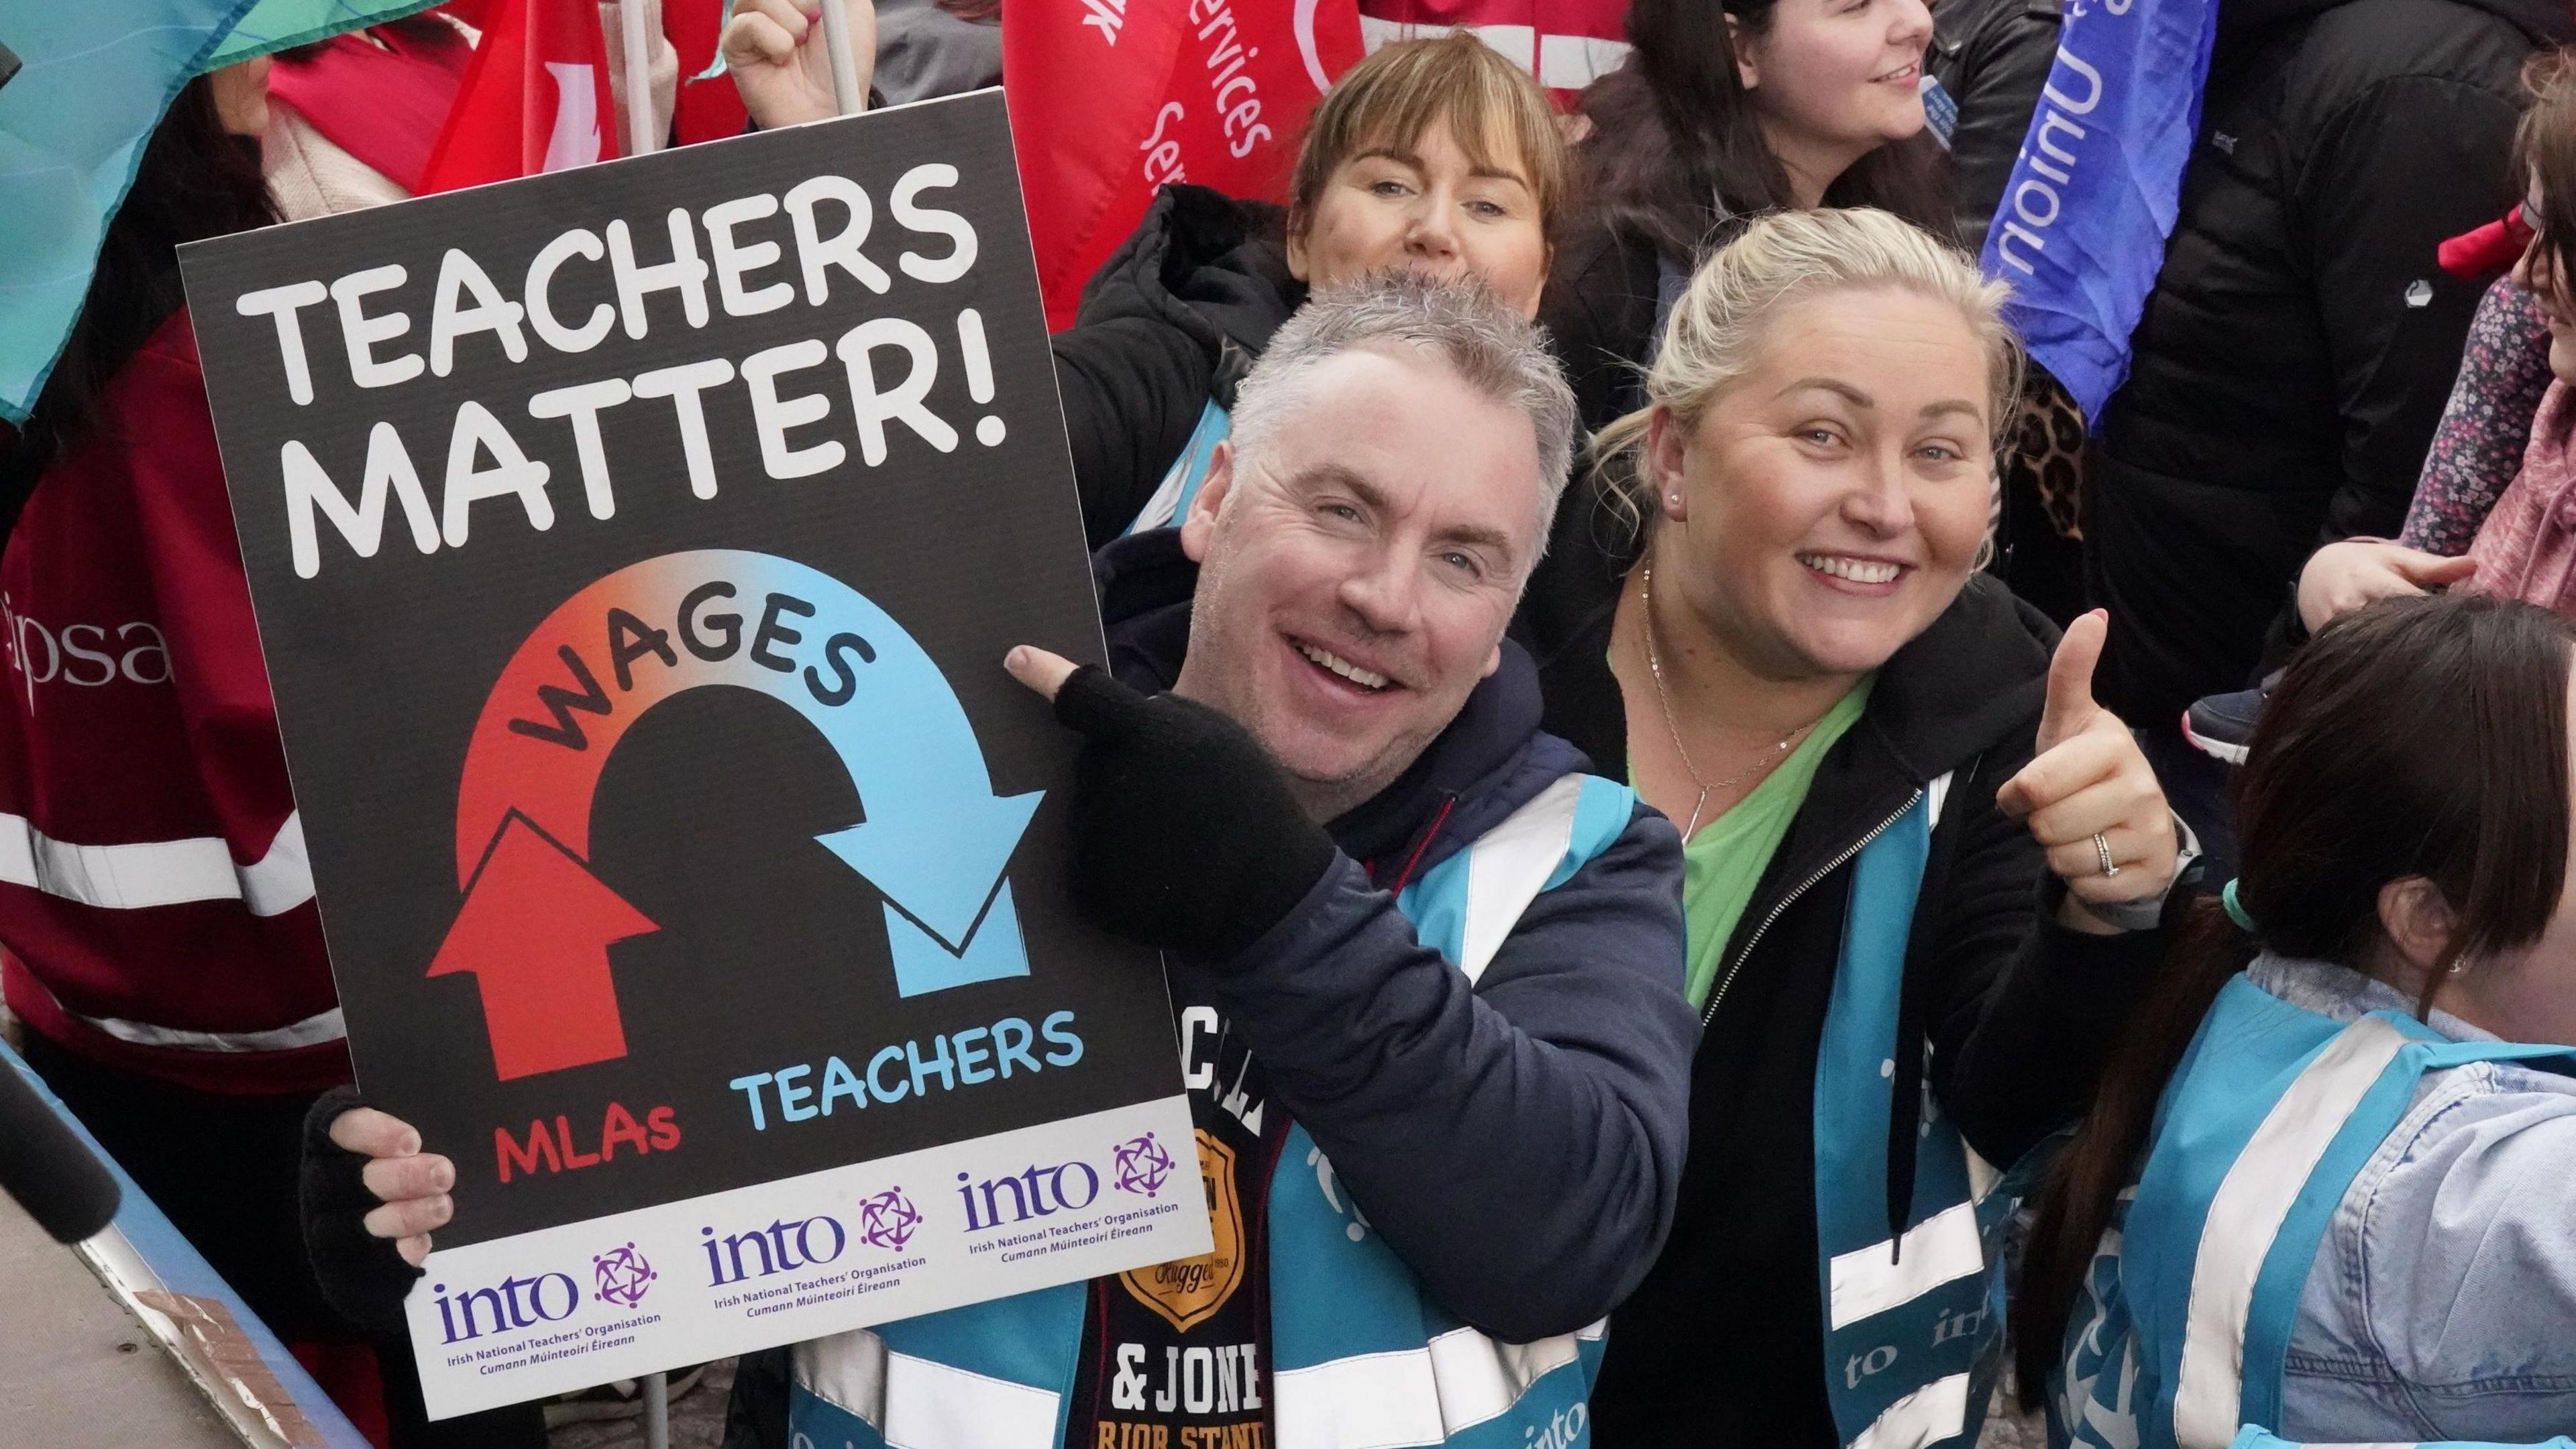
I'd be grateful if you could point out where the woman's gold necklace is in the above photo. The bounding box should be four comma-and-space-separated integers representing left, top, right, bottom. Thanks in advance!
1639, 564, 1818, 839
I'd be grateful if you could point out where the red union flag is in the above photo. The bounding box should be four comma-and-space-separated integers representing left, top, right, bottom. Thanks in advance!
1006, 0, 1364, 331
419, 0, 622, 193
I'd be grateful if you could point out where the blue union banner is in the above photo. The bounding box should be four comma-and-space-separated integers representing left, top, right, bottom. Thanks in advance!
1979, 0, 2222, 423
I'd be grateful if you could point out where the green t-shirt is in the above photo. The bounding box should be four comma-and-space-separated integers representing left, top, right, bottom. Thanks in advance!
1642, 677, 1875, 1009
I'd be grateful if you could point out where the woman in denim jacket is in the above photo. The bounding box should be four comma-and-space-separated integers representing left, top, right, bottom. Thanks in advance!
2015, 593, 2576, 1449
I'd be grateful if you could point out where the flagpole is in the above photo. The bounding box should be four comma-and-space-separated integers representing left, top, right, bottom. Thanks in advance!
619, 0, 657, 154
818, 0, 865, 116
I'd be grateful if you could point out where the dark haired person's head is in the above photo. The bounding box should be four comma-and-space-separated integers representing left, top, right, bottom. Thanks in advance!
2015, 592, 2576, 1405
1282, 32, 1568, 318
2513, 49, 2576, 382
3, 62, 274, 487
1576, 0, 1947, 262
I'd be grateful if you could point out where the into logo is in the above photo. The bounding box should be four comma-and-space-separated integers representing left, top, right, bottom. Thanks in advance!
857, 1187, 921, 1251
433, 1272, 582, 1344
592, 1242, 656, 1309
1113, 1132, 1173, 1198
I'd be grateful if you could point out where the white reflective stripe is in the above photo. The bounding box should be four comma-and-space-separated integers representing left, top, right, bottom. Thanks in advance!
72, 1002, 343, 1053
0, 808, 315, 916
878, 1350, 1059, 1449
1850, 1371, 1972, 1449
1966, 1142, 2000, 1205
1459, 774, 1585, 984
1827, 1199, 1984, 1330
1130, 449, 1193, 535
1924, 770, 1953, 827
17, 968, 346, 1053
795, 1328, 888, 1432
2173, 1017, 2412, 1449
1536, 33, 1628, 89
1274, 1347, 1448, 1449
1424, 1324, 1582, 1432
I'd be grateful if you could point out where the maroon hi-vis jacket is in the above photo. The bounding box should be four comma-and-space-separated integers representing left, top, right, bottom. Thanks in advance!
0, 311, 350, 1096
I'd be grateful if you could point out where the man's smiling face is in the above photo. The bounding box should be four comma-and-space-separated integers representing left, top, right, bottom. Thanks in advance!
1175, 343, 1546, 820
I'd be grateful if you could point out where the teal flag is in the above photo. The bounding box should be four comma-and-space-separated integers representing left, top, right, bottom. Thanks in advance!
0, 0, 439, 425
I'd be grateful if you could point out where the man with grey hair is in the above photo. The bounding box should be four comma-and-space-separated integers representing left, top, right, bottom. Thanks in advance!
315, 276, 1693, 1449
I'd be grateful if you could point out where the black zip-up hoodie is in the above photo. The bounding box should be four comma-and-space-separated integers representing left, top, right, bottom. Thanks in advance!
1051, 185, 1303, 550
1513, 494, 2176, 1446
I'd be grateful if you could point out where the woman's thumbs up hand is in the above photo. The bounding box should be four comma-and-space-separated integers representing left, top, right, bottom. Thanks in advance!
1996, 611, 2180, 933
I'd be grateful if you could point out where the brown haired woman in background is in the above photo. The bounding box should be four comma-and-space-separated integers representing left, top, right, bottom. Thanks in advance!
1542, 0, 1953, 439
2021, 593, 2576, 1447
731, 17, 1571, 546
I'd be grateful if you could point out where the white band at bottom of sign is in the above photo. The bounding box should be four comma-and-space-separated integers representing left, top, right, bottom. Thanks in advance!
407, 1095, 1208, 1419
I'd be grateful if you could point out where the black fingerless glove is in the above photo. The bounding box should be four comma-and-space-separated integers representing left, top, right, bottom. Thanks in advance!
1053, 666, 1340, 964
299, 1084, 423, 1336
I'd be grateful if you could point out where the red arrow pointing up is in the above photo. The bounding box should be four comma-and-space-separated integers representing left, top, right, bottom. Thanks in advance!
427, 814, 658, 1081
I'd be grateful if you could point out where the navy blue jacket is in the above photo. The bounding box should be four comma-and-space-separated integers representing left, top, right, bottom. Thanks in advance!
1096, 531, 1698, 1341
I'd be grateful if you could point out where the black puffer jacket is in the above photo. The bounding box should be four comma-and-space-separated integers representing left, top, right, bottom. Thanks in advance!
2087, 0, 2571, 729
1929, 0, 2063, 254
1512, 487, 2174, 1447
1051, 184, 1303, 548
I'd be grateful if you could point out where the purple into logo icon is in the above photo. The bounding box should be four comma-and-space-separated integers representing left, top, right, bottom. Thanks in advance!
592, 1242, 655, 1308
857, 1187, 921, 1251
1112, 1132, 1174, 1197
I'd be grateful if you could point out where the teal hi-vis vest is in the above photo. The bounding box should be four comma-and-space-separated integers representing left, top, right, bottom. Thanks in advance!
2055, 975, 2576, 1449
1812, 780, 2021, 1449
1124, 401, 1230, 537
788, 772, 1639, 1449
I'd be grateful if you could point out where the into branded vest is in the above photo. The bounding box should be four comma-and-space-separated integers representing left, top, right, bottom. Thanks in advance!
2055, 976, 2576, 1449
788, 771, 1638, 1449
1122, 401, 1230, 537
1811, 780, 2019, 1449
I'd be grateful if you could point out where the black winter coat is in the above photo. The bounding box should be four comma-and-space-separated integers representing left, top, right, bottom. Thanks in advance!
1511, 492, 2173, 1447
1538, 217, 1666, 439
2088, 0, 2572, 728
1929, 0, 2064, 254
1050, 184, 1303, 549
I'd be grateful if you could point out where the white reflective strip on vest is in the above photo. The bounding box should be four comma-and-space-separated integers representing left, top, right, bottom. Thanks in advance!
1851, 1371, 1972, 1449
1458, 774, 1585, 985
15, 965, 347, 1053
72, 1001, 343, 1053
0, 808, 314, 916
1424, 1323, 1583, 1432
881, 1350, 1060, 1449
1130, 448, 1194, 535
2172, 1017, 2413, 1449
1275, 1347, 1449, 1449
1925, 770, 1953, 827
1966, 1143, 2001, 1205
1827, 1199, 1984, 1331
796, 1329, 888, 1433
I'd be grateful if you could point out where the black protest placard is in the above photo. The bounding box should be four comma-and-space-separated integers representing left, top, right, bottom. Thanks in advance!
179, 93, 1205, 1413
